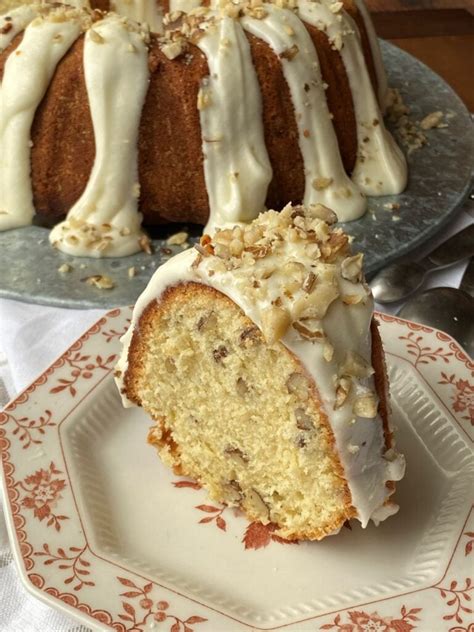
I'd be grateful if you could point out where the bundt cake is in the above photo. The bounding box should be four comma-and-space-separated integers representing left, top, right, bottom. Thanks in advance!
115, 203, 405, 540
0, 0, 407, 257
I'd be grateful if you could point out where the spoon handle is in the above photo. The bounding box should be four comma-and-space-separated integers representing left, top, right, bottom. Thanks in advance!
460, 257, 474, 297
422, 224, 474, 270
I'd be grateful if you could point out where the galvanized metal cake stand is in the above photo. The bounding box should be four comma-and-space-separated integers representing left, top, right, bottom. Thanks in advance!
1, 41, 473, 309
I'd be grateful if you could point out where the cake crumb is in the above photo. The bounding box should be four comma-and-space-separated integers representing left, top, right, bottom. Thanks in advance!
420, 111, 445, 130
383, 202, 400, 211
84, 275, 115, 290
58, 263, 72, 273
128, 266, 136, 278
139, 235, 153, 255
166, 231, 189, 246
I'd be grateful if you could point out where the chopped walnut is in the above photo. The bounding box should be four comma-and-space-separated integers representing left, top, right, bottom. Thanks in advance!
138, 235, 153, 255
334, 376, 352, 409
323, 342, 334, 362
280, 44, 299, 60
302, 271, 317, 293
224, 446, 249, 466
222, 480, 242, 504
292, 320, 324, 341
236, 377, 249, 396
243, 224, 263, 245
281, 261, 305, 293
166, 231, 189, 246
353, 393, 378, 418
420, 111, 444, 130
294, 282, 339, 320
84, 275, 115, 290
239, 326, 261, 346
341, 253, 364, 283
245, 489, 269, 521
197, 311, 217, 331
340, 351, 374, 378
286, 372, 310, 401
212, 345, 229, 363
260, 305, 291, 344
295, 408, 314, 431
161, 38, 186, 60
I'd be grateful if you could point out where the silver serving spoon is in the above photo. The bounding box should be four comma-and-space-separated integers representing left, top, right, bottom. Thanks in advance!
398, 258, 474, 357
369, 224, 474, 304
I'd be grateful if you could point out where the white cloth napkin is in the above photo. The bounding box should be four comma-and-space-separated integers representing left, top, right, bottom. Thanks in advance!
0, 204, 472, 631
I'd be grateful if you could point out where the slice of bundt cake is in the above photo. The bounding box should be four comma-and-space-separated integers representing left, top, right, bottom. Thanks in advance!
115, 203, 405, 540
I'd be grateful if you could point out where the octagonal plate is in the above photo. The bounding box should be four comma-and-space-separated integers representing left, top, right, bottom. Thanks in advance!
0, 308, 473, 631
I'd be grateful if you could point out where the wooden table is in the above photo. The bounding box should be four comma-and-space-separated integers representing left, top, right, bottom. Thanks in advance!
367, 1, 474, 110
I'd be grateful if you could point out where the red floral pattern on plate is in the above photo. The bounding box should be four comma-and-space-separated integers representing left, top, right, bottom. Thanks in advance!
438, 373, 474, 426
34, 543, 95, 591
50, 352, 116, 397
18, 461, 68, 531
173, 478, 298, 548
382, 313, 474, 439
115, 577, 207, 632
1, 409, 55, 449
102, 319, 131, 344
399, 332, 453, 368
320, 605, 422, 631
435, 578, 473, 624
464, 531, 474, 557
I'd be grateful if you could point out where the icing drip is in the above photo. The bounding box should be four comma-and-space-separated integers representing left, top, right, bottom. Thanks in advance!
353, 0, 388, 113
49, 15, 150, 258
169, 0, 202, 12
242, 4, 366, 222
0, 14, 81, 231
0, 5, 37, 52
298, 0, 407, 196
110, 0, 164, 34
196, 15, 272, 232
116, 207, 405, 528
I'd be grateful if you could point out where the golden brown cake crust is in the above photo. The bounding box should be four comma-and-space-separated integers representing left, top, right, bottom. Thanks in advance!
138, 37, 211, 225
247, 31, 306, 211
31, 35, 95, 223
304, 21, 357, 175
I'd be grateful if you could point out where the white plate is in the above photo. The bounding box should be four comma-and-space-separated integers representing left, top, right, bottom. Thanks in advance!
1, 308, 473, 632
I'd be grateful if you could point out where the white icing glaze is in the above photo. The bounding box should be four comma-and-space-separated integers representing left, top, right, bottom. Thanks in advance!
49, 15, 150, 258
116, 210, 405, 528
353, 0, 388, 113
0, 14, 81, 231
196, 15, 272, 232
0, 5, 37, 52
298, 0, 407, 196
110, 0, 164, 34
242, 4, 366, 222
169, 0, 202, 12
